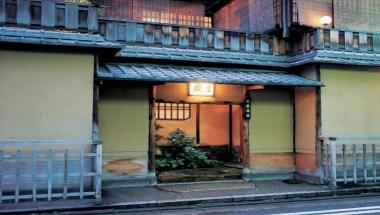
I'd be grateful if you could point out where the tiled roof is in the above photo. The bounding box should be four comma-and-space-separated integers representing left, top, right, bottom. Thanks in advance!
117, 45, 290, 67
0, 27, 121, 48
296, 50, 380, 66
98, 64, 324, 87
117, 45, 380, 67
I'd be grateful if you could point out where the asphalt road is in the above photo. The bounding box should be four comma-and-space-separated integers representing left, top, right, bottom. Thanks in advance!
62, 195, 380, 215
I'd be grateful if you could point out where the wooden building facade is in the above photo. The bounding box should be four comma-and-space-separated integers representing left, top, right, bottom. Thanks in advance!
1, 0, 380, 206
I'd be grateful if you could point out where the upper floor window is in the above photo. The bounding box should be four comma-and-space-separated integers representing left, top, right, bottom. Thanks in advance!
142, 10, 212, 28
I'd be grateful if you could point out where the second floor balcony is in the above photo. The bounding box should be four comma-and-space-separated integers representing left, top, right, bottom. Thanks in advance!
0, 0, 98, 32
0, 0, 380, 68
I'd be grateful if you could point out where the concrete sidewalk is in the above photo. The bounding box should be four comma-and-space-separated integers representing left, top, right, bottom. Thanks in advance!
2, 180, 380, 214
102, 180, 327, 206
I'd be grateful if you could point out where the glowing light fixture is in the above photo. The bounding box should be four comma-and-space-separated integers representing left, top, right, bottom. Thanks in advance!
189, 82, 215, 96
320, 16, 332, 27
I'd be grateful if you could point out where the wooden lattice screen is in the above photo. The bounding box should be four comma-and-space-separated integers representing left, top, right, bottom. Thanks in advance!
294, 0, 332, 27
100, 0, 211, 28
334, 0, 380, 32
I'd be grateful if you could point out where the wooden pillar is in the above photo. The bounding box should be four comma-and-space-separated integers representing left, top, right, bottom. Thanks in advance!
242, 91, 251, 181
148, 85, 157, 185
228, 104, 233, 160
196, 104, 200, 144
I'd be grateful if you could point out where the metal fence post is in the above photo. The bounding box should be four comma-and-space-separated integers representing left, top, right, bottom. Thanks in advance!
329, 138, 337, 188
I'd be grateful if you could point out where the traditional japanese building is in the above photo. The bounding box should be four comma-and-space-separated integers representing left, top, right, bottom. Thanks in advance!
1, 0, 380, 205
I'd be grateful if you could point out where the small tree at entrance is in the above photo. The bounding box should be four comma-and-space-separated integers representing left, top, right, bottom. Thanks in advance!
156, 129, 220, 170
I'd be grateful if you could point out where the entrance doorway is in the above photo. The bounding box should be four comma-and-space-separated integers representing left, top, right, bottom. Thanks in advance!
155, 102, 243, 183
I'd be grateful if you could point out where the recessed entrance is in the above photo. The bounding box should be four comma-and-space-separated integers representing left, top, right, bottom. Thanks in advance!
155, 102, 243, 183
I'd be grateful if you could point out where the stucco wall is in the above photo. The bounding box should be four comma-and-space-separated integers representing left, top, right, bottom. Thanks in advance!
99, 85, 150, 186
320, 65, 380, 137
249, 89, 293, 153
249, 89, 294, 175
0, 50, 94, 141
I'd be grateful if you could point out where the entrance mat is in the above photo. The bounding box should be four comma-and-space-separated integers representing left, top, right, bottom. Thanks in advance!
157, 167, 242, 183
157, 181, 255, 193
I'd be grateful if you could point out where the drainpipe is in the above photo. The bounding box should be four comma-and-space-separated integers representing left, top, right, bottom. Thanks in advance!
331, 0, 335, 28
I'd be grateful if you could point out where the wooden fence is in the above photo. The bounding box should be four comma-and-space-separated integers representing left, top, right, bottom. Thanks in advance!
321, 137, 380, 188
98, 19, 277, 54
0, 0, 98, 32
0, 140, 102, 203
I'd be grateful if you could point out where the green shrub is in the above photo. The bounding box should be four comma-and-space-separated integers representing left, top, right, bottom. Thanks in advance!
156, 129, 221, 170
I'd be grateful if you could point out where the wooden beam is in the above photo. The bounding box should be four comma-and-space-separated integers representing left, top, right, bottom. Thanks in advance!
246, 85, 264, 91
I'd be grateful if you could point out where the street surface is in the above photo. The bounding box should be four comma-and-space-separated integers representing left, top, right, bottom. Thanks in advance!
62, 195, 380, 215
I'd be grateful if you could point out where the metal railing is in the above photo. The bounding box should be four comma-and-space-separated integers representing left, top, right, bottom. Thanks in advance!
321, 137, 380, 188
0, 140, 102, 203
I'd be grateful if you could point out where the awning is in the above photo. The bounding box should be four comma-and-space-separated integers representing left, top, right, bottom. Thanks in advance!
97, 64, 324, 87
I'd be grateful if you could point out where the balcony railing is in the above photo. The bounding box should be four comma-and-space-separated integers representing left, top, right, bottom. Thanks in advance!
295, 29, 380, 54
1, 1, 380, 58
0, 0, 98, 32
98, 19, 280, 54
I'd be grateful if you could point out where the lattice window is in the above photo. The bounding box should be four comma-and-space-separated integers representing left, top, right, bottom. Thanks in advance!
141, 9, 211, 28
155, 103, 191, 120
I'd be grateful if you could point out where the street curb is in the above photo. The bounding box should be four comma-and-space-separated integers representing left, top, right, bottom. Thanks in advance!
2, 186, 380, 214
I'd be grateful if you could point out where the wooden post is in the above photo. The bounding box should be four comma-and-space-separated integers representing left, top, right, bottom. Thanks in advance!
242, 92, 251, 181
214, 30, 224, 49
32, 151, 37, 202
95, 142, 102, 201
228, 105, 233, 160
0, 0, 5, 24
63, 149, 68, 200
148, 86, 157, 185
15, 150, 21, 203
353, 144, 357, 184
65, 3, 79, 30
363, 144, 367, 183
324, 141, 329, 183
196, 104, 200, 144
79, 148, 84, 199
47, 150, 53, 201
126, 22, 137, 42
0, 150, 3, 203
373, 144, 377, 183
343, 144, 347, 184
329, 139, 337, 188
17, 0, 31, 25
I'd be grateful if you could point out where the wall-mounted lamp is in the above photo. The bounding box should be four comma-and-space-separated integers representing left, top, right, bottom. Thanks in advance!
320, 16, 332, 27
243, 97, 251, 120
189, 82, 215, 96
